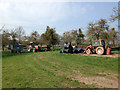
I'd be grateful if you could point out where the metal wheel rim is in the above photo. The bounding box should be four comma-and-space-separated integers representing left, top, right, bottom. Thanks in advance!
98, 48, 102, 54
28, 48, 30, 52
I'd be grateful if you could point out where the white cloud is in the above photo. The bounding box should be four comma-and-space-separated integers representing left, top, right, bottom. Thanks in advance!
0, 0, 117, 36
0, 0, 89, 26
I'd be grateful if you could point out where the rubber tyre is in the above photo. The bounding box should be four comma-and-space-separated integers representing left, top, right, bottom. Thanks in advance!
60, 50, 63, 53
80, 49, 84, 53
96, 47, 104, 55
86, 49, 91, 54
33, 48, 36, 52
27, 47, 31, 52
10, 50, 13, 53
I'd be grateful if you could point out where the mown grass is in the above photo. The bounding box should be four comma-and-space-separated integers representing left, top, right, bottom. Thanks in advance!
2, 50, 119, 88
111, 50, 120, 54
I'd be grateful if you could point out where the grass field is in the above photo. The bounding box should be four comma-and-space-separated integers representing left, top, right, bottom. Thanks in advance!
111, 50, 120, 54
2, 50, 119, 88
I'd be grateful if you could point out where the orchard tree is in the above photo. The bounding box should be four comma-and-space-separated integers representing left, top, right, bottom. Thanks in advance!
62, 31, 72, 44
42, 26, 60, 48
71, 28, 84, 45
100, 32, 110, 45
110, 7, 120, 44
87, 23, 96, 41
22, 36, 29, 45
77, 28, 84, 45
9, 29, 18, 50
71, 30, 78, 44
39, 33, 46, 46
109, 28, 118, 45
1, 29, 10, 50
87, 19, 109, 40
95, 19, 109, 39
29, 31, 40, 42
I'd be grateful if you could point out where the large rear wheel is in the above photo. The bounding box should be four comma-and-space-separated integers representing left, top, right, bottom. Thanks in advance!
86, 49, 91, 54
96, 47, 104, 55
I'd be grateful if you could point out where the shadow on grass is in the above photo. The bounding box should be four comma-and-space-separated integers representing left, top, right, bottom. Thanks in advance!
2, 50, 32, 58
111, 50, 120, 54
54, 48, 62, 51
2, 49, 54, 58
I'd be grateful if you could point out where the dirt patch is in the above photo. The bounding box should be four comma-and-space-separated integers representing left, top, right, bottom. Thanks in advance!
76, 53, 120, 58
72, 74, 118, 88
55, 70, 64, 76
61, 82, 76, 88
97, 72, 118, 80
71, 70, 118, 88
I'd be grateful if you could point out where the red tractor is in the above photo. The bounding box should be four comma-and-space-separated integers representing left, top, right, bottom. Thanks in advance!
27, 42, 41, 52
84, 40, 111, 55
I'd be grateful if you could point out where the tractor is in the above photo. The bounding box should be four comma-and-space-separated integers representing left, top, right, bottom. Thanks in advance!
27, 42, 41, 52
84, 40, 110, 55
27, 42, 51, 52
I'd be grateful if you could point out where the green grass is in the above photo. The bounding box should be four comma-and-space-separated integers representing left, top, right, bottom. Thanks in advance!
111, 50, 120, 54
2, 50, 119, 88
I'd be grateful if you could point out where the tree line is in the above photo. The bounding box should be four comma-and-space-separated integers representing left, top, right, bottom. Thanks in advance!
0, 7, 119, 50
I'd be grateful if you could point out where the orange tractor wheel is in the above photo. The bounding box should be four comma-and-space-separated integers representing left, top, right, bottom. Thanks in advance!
96, 47, 104, 55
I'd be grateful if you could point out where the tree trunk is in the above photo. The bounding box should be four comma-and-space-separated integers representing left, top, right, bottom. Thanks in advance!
113, 40, 115, 47
52, 45, 55, 51
2, 46, 4, 51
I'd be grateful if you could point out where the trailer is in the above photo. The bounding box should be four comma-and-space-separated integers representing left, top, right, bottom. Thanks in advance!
9, 44, 23, 53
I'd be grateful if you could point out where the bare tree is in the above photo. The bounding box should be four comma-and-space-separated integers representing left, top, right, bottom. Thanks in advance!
110, 7, 120, 22
15, 26, 25, 44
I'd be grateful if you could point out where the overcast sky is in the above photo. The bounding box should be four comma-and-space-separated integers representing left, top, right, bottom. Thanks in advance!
0, 0, 118, 35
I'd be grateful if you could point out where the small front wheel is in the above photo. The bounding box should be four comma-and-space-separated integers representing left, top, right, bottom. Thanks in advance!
60, 49, 64, 53
27, 47, 31, 52
80, 49, 84, 53
33, 48, 36, 52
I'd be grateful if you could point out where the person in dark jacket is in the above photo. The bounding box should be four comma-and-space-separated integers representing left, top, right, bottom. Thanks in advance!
68, 42, 73, 53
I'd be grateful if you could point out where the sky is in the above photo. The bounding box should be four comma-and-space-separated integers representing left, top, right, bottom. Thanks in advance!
0, 0, 118, 36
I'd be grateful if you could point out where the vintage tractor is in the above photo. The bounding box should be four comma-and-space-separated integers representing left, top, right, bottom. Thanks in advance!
27, 42, 51, 52
84, 40, 110, 55
27, 42, 41, 52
